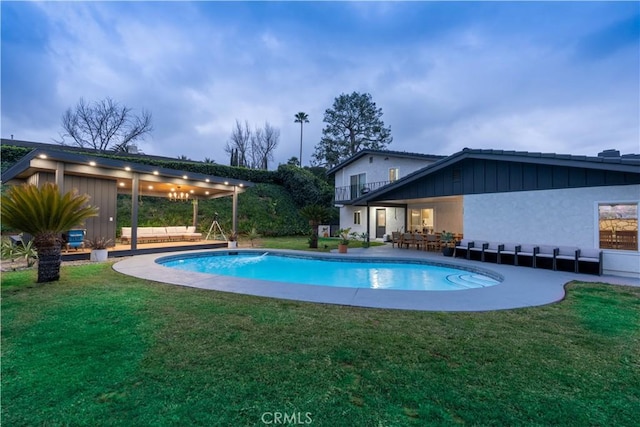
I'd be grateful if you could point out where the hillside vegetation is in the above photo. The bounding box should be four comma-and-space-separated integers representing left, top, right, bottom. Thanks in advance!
1, 145, 336, 237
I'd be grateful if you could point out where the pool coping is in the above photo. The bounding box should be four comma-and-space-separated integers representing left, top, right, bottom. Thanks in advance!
112, 247, 640, 312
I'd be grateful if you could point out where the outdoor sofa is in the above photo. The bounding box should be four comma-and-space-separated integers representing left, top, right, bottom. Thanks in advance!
120, 226, 202, 244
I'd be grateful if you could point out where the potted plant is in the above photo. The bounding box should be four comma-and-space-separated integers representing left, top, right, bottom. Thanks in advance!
227, 231, 238, 248
338, 227, 352, 253
87, 236, 112, 262
440, 231, 455, 257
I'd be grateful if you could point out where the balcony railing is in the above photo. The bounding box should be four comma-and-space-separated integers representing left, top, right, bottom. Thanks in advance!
334, 180, 391, 202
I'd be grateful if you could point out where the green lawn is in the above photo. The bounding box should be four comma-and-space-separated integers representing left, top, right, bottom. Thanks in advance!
2, 263, 639, 426
255, 236, 384, 251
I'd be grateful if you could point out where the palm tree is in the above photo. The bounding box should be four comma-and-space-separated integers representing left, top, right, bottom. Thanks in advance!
1, 183, 99, 283
294, 112, 309, 167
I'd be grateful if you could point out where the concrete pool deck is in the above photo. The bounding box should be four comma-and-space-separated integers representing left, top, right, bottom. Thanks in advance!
112, 244, 640, 312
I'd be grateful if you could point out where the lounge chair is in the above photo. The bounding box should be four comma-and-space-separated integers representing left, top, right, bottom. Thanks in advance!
65, 229, 86, 252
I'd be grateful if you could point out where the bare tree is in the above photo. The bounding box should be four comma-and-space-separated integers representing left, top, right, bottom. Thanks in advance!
59, 97, 152, 152
250, 127, 265, 169
248, 122, 280, 169
259, 122, 280, 170
225, 120, 252, 167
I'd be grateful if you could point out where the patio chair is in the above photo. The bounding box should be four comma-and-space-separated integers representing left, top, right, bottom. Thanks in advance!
454, 239, 474, 259
402, 233, 415, 249
65, 229, 86, 252
555, 246, 579, 272
425, 234, 439, 252
482, 242, 504, 263
515, 244, 538, 267
497, 243, 520, 265
577, 248, 603, 275
391, 231, 402, 248
414, 233, 425, 251
468, 241, 488, 261
534, 245, 558, 270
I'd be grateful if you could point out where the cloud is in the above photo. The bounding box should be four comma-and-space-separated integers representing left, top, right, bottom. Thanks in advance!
1, 1, 638, 166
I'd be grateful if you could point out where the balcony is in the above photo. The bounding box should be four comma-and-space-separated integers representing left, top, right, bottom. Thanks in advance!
334, 181, 391, 202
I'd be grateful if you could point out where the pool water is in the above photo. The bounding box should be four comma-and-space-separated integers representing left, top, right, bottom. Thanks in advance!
159, 252, 500, 291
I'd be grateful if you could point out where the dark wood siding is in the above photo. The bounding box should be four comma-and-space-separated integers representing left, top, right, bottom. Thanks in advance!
64, 176, 117, 244
371, 158, 640, 202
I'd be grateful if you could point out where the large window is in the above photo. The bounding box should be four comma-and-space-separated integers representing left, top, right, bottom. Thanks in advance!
409, 208, 434, 233
598, 203, 638, 250
389, 168, 399, 182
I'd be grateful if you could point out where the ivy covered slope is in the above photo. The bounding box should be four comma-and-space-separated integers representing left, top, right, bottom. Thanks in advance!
1, 145, 335, 237
118, 183, 310, 237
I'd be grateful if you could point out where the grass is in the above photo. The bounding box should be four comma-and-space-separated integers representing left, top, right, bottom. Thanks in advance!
255, 236, 384, 252
2, 263, 639, 426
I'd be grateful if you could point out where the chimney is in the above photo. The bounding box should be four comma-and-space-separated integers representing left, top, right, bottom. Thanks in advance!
597, 149, 620, 158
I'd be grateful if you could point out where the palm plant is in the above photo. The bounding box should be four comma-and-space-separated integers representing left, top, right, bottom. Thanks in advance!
294, 112, 309, 167
300, 204, 330, 249
0, 183, 98, 282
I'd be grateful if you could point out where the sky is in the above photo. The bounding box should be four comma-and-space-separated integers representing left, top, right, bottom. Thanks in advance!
2, 1, 639, 167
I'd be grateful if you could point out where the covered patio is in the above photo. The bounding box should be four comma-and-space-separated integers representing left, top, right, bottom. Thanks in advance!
1, 148, 253, 256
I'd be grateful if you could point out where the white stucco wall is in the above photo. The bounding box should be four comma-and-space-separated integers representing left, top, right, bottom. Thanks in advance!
464, 185, 640, 277
334, 154, 434, 188
339, 206, 406, 239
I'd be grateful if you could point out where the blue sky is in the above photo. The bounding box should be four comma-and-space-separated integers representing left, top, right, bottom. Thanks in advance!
2, 1, 638, 166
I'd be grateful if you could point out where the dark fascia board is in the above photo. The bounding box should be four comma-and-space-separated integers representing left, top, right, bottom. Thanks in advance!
353, 148, 640, 204
1, 148, 254, 188
326, 149, 446, 176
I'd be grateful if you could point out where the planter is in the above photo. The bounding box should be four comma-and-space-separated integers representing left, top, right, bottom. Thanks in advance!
90, 249, 109, 262
338, 244, 348, 254
442, 246, 454, 257
227, 241, 238, 249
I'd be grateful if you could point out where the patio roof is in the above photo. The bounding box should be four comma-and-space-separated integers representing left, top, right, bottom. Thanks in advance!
1, 147, 253, 200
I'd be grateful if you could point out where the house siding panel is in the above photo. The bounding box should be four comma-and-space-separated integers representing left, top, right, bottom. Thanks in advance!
553, 167, 569, 188
510, 163, 523, 191
484, 161, 497, 193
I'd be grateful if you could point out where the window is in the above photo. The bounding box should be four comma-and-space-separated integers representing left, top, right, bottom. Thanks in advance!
350, 173, 366, 199
389, 168, 399, 182
598, 203, 638, 250
409, 208, 434, 233
354, 211, 361, 225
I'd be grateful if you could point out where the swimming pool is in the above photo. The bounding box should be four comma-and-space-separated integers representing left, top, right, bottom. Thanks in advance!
158, 251, 501, 291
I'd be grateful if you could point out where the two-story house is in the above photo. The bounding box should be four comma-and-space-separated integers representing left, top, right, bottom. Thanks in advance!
327, 149, 445, 239
329, 147, 640, 277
